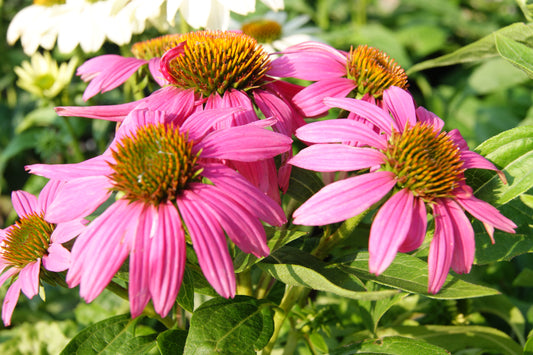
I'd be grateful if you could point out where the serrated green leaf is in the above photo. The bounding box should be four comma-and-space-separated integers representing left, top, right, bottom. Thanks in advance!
183, 296, 275, 354
472, 126, 533, 206
156, 329, 187, 355
332, 335, 450, 355
495, 33, 533, 78
407, 22, 533, 74
177, 268, 194, 313
286, 166, 325, 203
260, 247, 400, 301
60, 314, 156, 355
340, 252, 499, 299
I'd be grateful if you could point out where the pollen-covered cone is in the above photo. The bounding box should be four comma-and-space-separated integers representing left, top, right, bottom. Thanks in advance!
289, 86, 516, 294
0, 180, 86, 326
26, 108, 291, 318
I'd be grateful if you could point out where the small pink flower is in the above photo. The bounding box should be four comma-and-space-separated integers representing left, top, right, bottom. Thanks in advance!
270, 42, 408, 117
27, 108, 291, 318
289, 86, 516, 293
0, 180, 86, 326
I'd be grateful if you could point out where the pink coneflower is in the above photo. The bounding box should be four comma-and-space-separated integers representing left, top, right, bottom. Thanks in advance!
0, 180, 86, 326
58, 30, 304, 195
270, 42, 408, 117
27, 108, 291, 318
289, 86, 516, 293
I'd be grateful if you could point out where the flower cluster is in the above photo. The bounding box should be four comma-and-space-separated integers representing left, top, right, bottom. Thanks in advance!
0, 28, 516, 326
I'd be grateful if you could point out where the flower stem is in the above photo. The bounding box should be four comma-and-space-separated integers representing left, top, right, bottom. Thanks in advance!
61, 116, 84, 162
236, 270, 253, 296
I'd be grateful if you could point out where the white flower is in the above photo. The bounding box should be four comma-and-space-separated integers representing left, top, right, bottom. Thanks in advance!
7, 0, 160, 55
231, 11, 320, 53
165, 0, 284, 30
14, 52, 78, 99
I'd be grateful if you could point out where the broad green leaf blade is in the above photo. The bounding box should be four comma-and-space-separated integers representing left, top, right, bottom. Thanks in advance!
331, 335, 450, 355
407, 22, 533, 74
496, 33, 533, 78
260, 247, 400, 301
340, 252, 499, 299
524, 334, 533, 355
176, 268, 194, 313
370, 325, 523, 355
60, 314, 156, 354
515, 0, 533, 21
471, 125, 533, 206
513, 268, 533, 287
286, 166, 325, 203
183, 296, 275, 354
471, 295, 526, 346
157, 329, 187, 355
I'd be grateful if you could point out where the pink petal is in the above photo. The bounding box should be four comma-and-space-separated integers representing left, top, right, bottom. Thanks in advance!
148, 203, 185, 317
0, 267, 18, 290
179, 106, 247, 141
177, 193, 236, 298
447, 128, 469, 150
368, 189, 414, 275
201, 163, 286, 226
45, 176, 112, 223
42, 243, 70, 272
26, 155, 113, 180
11, 190, 38, 218
197, 125, 292, 162
148, 58, 167, 86
19, 261, 40, 299
135, 86, 196, 123
254, 88, 300, 135
428, 202, 455, 294
324, 97, 398, 135
292, 78, 355, 117
460, 150, 502, 174
229, 159, 281, 204
293, 171, 396, 225
294, 119, 387, 150
55, 101, 141, 122
398, 197, 427, 252
37, 180, 63, 212
289, 144, 385, 172
383, 86, 417, 130
217, 90, 259, 127
416, 106, 444, 131
160, 43, 186, 83
269, 41, 347, 80
2, 278, 22, 326
129, 205, 152, 318
442, 199, 475, 274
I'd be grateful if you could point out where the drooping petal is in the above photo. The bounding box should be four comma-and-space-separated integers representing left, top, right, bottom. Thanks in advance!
50, 219, 87, 244
19, 261, 40, 299
148, 203, 185, 317
383, 86, 417, 130
135, 86, 196, 122
210, 90, 258, 127
42, 243, 70, 272
294, 119, 387, 150
442, 199, 475, 274
460, 150, 502, 174
289, 144, 385, 172
148, 57, 166, 86
197, 125, 292, 162
428, 202, 455, 294
254, 87, 302, 135
201, 163, 286, 226
37, 180, 63, 212
2, 278, 22, 326
45, 176, 112, 223
55, 101, 141, 122
292, 78, 355, 117
229, 159, 281, 204
26, 155, 113, 180
398, 197, 427, 252
324, 97, 398, 135
293, 171, 396, 225
177, 193, 236, 298
11, 190, 38, 218
416, 106, 444, 131
368, 189, 414, 275
180, 106, 247, 141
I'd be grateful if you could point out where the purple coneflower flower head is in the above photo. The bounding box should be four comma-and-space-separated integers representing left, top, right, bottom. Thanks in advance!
270, 42, 408, 117
26, 108, 291, 318
0, 180, 86, 326
289, 86, 516, 293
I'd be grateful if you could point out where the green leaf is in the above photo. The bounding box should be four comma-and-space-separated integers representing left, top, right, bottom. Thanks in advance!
340, 252, 499, 299
260, 247, 401, 301
15, 106, 58, 133
471, 125, 533, 206
183, 296, 275, 354
513, 268, 533, 287
515, 0, 533, 21
496, 33, 533, 78
286, 166, 325, 203
407, 22, 533, 74
368, 325, 523, 355
471, 294, 526, 346
332, 335, 450, 355
524, 334, 533, 355
156, 329, 187, 355
468, 58, 529, 95
60, 314, 156, 355
176, 268, 194, 313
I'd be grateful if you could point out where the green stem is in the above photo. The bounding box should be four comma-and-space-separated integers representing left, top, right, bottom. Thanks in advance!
236, 269, 253, 296
282, 326, 301, 355
255, 273, 275, 299
354, 0, 368, 26
61, 116, 84, 162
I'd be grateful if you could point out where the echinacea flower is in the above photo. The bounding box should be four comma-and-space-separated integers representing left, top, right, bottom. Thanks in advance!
289, 86, 516, 293
27, 108, 291, 318
270, 42, 408, 117
14, 51, 78, 99
232, 11, 320, 53
0, 180, 86, 326
57, 30, 305, 194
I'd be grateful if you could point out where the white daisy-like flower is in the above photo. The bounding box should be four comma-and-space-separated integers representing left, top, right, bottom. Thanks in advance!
231, 11, 320, 53
14, 52, 78, 99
